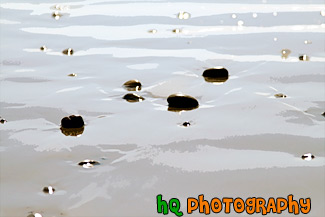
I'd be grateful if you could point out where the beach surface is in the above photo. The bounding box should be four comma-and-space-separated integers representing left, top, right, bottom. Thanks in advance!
0, 0, 325, 216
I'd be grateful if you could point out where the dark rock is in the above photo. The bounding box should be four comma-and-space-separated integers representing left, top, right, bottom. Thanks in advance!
61, 115, 84, 128
301, 153, 315, 161
78, 159, 100, 168
0, 118, 7, 124
182, 122, 191, 127
60, 127, 84, 136
123, 93, 145, 102
202, 67, 229, 83
274, 93, 287, 98
62, 48, 73, 55
40, 46, 47, 51
43, 186, 55, 194
167, 93, 199, 111
299, 55, 310, 61
123, 80, 142, 91
322, 112, 325, 117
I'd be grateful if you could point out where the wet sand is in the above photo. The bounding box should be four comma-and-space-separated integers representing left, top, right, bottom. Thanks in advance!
0, 0, 325, 216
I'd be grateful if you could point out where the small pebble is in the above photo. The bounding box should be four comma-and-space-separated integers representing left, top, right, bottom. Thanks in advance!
301, 153, 315, 161
0, 118, 7, 124
62, 48, 73, 56
52, 11, 62, 20
281, 49, 291, 59
123, 80, 142, 91
27, 213, 42, 217
182, 122, 191, 127
148, 29, 157, 34
274, 93, 287, 98
78, 159, 100, 168
68, 73, 77, 77
202, 67, 229, 83
123, 93, 145, 102
40, 46, 47, 51
178, 11, 191, 19
172, 29, 181, 33
43, 186, 55, 194
61, 115, 84, 128
167, 93, 199, 111
299, 54, 310, 61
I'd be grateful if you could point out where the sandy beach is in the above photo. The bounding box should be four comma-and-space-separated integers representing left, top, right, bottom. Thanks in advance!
0, 0, 325, 216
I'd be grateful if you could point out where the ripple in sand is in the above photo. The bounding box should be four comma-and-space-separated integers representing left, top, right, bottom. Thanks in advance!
123, 93, 145, 102
78, 159, 100, 168
43, 186, 55, 195
167, 94, 199, 112
62, 48, 73, 56
123, 80, 142, 91
202, 67, 229, 83
281, 49, 291, 59
301, 153, 315, 161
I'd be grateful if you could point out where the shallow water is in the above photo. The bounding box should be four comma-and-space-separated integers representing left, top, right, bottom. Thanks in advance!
0, 0, 325, 216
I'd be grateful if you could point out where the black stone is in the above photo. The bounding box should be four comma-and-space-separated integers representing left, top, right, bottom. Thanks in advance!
123, 93, 145, 102
182, 122, 191, 127
62, 48, 73, 55
274, 93, 287, 98
322, 112, 325, 117
78, 159, 100, 167
167, 93, 199, 111
0, 119, 7, 124
60, 127, 84, 136
202, 67, 229, 83
61, 115, 84, 128
43, 186, 55, 194
123, 80, 142, 91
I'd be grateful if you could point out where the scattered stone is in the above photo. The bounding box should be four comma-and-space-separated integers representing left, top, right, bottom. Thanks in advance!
78, 159, 100, 168
123, 80, 142, 91
167, 93, 199, 111
182, 122, 191, 127
61, 115, 84, 128
123, 93, 145, 102
40, 46, 47, 51
68, 73, 77, 77
274, 93, 287, 98
27, 213, 42, 217
43, 186, 55, 194
301, 153, 315, 161
281, 49, 291, 59
148, 29, 157, 34
0, 118, 7, 124
62, 48, 73, 56
178, 11, 191, 19
172, 29, 181, 33
299, 54, 310, 61
52, 11, 62, 20
202, 67, 229, 83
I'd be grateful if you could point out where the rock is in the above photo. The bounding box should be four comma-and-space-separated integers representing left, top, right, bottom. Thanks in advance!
178, 11, 191, 19
322, 112, 325, 117
274, 93, 287, 98
281, 49, 291, 59
60, 127, 84, 136
301, 153, 315, 161
0, 118, 7, 124
167, 93, 199, 111
61, 115, 84, 128
62, 48, 73, 55
78, 159, 100, 168
68, 73, 77, 77
123, 80, 142, 91
182, 121, 191, 127
52, 11, 62, 20
43, 186, 55, 194
27, 213, 42, 217
123, 93, 145, 102
40, 46, 47, 51
299, 54, 310, 61
202, 67, 229, 83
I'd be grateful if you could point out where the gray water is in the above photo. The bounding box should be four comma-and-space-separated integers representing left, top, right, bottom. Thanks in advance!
1, 0, 325, 216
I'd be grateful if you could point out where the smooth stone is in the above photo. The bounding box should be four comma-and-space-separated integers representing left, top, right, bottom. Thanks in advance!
60, 127, 84, 136
40, 46, 47, 51
274, 93, 287, 98
167, 93, 199, 111
0, 118, 7, 124
68, 73, 77, 77
78, 159, 100, 168
123, 93, 144, 102
301, 153, 315, 161
123, 80, 142, 91
61, 115, 84, 128
202, 67, 229, 83
182, 122, 191, 127
43, 186, 55, 194
62, 48, 73, 55
299, 54, 310, 61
